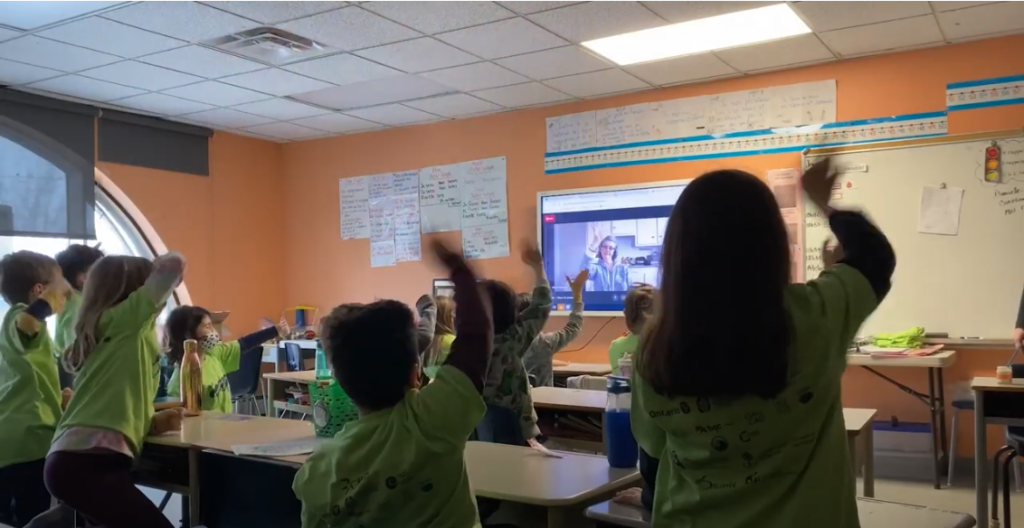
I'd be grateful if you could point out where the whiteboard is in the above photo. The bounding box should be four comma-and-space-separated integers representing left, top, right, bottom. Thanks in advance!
802, 131, 1024, 338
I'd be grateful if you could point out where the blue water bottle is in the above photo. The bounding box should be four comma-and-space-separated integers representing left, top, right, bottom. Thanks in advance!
315, 339, 331, 380
605, 375, 639, 468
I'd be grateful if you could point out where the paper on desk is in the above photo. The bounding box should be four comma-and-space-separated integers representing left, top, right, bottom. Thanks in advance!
918, 185, 964, 236
232, 439, 317, 458
528, 438, 564, 458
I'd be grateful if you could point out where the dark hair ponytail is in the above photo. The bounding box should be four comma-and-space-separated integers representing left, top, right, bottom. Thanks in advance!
164, 305, 211, 364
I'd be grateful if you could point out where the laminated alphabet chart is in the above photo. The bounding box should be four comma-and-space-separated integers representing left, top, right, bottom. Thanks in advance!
545, 80, 837, 166
339, 156, 508, 267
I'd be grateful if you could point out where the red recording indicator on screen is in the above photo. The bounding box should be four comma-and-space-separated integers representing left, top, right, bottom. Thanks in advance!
543, 214, 556, 223
985, 145, 1001, 183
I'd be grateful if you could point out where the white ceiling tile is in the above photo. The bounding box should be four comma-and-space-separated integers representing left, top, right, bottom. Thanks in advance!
220, 68, 335, 96
244, 121, 326, 139
345, 104, 441, 125
527, 2, 666, 43
186, 108, 275, 127
290, 74, 454, 109
276, 6, 421, 51
202, 1, 348, 24
471, 82, 573, 107
162, 81, 271, 106
819, 15, 944, 57
111, 93, 216, 115
544, 68, 648, 97
931, 1, 999, 12
139, 46, 265, 78
496, 45, 613, 80
937, 2, 1024, 40
0, 36, 120, 72
437, 17, 567, 59
362, 2, 514, 34
498, 2, 583, 15
231, 98, 331, 120
26, 74, 145, 102
0, 2, 124, 31
0, 27, 19, 42
37, 17, 184, 58
290, 113, 382, 133
284, 53, 402, 85
102, 2, 257, 42
404, 93, 502, 117
624, 53, 737, 85
421, 62, 528, 91
641, 1, 774, 23
80, 61, 203, 90
716, 34, 835, 73
0, 58, 61, 85
355, 38, 478, 73
793, 1, 933, 32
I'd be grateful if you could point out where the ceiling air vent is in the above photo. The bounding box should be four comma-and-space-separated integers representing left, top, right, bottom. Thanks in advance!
205, 27, 333, 65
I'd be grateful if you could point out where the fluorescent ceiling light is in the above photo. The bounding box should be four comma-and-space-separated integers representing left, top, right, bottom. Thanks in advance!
582, 4, 812, 66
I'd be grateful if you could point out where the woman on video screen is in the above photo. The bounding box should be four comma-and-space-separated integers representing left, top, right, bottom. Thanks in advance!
583, 235, 630, 291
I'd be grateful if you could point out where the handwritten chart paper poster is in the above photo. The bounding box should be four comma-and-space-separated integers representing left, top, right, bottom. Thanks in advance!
394, 193, 421, 262
546, 111, 596, 152
463, 224, 510, 260
419, 165, 461, 233
461, 156, 509, 259
339, 176, 369, 240
370, 240, 396, 268
769, 80, 836, 128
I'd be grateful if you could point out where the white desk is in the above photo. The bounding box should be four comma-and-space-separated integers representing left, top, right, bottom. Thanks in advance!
585, 497, 975, 528
553, 362, 613, 378
847, 350, 957, 489
971, 376, 1024, 525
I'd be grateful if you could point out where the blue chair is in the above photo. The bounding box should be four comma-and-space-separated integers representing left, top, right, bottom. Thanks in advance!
227, 349, 265, 415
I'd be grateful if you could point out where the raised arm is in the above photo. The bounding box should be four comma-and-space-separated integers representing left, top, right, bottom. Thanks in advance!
16, 279, 69, 337
142, 252, 186, 305
532, 270, 588, 359
436, 242, 491, 393
507, 244, 552, 356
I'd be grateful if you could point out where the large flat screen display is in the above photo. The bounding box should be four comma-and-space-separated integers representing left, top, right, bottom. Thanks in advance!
538, 181, 688, 316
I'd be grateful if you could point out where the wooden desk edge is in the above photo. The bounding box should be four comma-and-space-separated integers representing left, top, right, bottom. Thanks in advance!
477, 471, 642, 507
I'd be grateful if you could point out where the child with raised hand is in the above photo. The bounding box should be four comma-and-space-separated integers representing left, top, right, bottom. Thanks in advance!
164, 306, 289, 413
630, 159, 894, 528
523, 269, 588, 387
292, 240, 492, 528
53, 244, 104, 359
608, 283, 654, 375
481, 242, 551, 444
0, 251, 71, 527
45, 252, 188, 528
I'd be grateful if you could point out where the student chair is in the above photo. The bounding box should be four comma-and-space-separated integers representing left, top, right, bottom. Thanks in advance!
990, 364, 1024, 528
227, 349, 265, 415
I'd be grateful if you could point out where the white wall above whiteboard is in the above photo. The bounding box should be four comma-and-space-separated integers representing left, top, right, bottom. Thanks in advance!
802, 130, 1024, 339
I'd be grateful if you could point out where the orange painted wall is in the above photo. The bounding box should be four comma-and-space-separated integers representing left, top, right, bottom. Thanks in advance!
278, 35, 1024, 456
98, 132, 287, 337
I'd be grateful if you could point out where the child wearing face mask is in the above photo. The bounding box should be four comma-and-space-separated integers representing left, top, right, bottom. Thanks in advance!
165, 306, 289, 413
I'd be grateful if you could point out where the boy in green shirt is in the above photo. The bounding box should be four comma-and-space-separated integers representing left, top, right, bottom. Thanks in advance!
293, 240, 492, 528
629, 159, 895, 528
0, 251, 71, 526
164, 305, 288, 413
54, 244, 105, 390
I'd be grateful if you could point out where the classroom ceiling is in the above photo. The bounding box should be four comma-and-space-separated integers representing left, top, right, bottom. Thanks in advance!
0, 1, 1021, 143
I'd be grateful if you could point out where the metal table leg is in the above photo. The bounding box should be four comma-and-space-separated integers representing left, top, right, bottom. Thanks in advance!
975, 391, 988, 524
928, 369, 941, 489
936, 368, 949, 457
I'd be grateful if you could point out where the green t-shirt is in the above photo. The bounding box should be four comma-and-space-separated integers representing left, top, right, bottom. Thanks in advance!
293, 365, 486, 528
54, 289, 82, 355
168, 341, 241, 413
55, 289, 162, 456
423, 334, 455, 380
631, 264, 877, 528
608, 333, 638, 375
0, 304, 62, 467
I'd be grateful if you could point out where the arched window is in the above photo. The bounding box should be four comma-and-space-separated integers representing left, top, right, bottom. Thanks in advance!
0, 184, 180, 338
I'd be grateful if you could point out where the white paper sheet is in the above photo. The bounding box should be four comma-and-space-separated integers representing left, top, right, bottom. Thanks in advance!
393, 169, 420, 195
394, 193, 421, 262
462, 223, 510, 260
461, 157, 507, 228
232, 439, 317, 458
918, 185, 964, 236
370, 240, 396, 267
419, 164, 462, 233
339, 176, 369, 240
369, 173, 395, 200
369, 197, 394, 243
546, 111, 597, 153
768, 80, 837, 128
